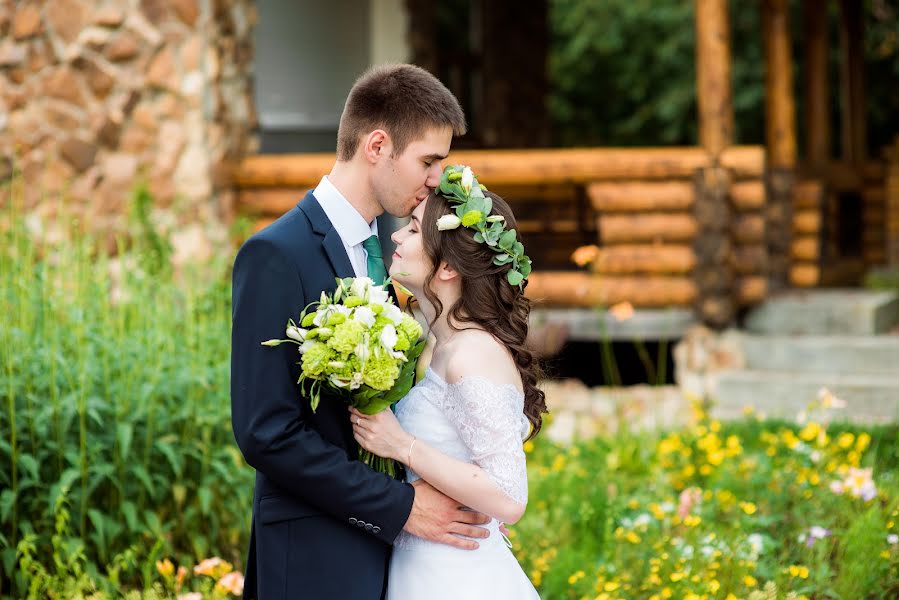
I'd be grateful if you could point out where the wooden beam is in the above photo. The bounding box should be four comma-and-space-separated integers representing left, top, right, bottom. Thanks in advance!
762, 0, 798, 169
791, 236, 821, 261
589, 244, 696, 275
730, 180, 766, 211
598, 213, 698, 244
839, 0, 867, 163
803, 0, 830, 167
525, 273, 771, 308
588, 181, 694, 212
694, 0, 734, 159
232, 146, 766, 188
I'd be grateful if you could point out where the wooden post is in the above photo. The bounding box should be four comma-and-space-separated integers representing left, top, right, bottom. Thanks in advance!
694, 0, 736, 327
838, 0, 866, 164
762, 0, 797, 292
695, 0, 734, 160
803, 0, 830, 168
887, 137, 899, 267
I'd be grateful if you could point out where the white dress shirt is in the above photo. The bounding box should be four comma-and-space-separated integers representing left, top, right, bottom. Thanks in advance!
313, 176, 379, 278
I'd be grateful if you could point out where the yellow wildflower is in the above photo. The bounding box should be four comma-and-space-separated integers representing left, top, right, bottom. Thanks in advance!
743, 575, 757, 587
739, 501, 757, 515
156, 558, 174, 578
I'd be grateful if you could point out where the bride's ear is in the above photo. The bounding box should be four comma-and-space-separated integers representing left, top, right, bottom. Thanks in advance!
435, 261, 459, 283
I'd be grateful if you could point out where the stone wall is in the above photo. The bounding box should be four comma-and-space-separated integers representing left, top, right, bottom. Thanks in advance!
0, 0, 257, 253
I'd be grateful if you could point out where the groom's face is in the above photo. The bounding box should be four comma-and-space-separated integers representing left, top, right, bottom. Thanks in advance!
375, 125, 452, 218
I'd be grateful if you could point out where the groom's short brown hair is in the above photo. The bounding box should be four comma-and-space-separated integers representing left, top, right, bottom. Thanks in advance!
336, 64, 466, 161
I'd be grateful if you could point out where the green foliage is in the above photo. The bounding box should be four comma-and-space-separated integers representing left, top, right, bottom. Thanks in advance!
0, 185, 250, 598
549, 0, 898, 152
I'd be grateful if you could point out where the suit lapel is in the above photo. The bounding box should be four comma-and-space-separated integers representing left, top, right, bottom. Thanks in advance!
323, 228, 355, 279
298, 191, 355, 279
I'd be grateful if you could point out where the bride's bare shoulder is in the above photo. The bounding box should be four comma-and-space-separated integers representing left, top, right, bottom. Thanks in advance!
444, 330, 520, 389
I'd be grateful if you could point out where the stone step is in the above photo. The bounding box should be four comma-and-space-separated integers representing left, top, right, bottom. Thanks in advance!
710, 369, 899, 423
744, 289, 899, 335
737, 333, 899, 375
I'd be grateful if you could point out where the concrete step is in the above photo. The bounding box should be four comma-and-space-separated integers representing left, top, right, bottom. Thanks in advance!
710, 369, 899, 423
737, 333, 899, 375
744, 289, 899, 335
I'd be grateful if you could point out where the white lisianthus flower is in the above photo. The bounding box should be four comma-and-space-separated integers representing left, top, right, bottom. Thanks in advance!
286, 325, 307, 342
350, 372, 364, 390
355, 341, 370, 364
437, 214, 462, 230
380, 324, 398, 351
353, 306, 376, 328
382, 303, 404, 324
313, 305, 336, 327
368, 286, 390, 305
486, 214, 505, 223
461, 166, 474, 194
299, 339, 318, 354
351, 277, 375, 300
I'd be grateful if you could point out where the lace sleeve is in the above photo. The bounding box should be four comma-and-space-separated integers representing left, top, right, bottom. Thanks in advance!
440, 378, 530, 505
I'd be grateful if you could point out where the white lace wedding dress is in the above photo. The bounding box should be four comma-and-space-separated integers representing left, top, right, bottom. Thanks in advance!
387, 367, 540, 599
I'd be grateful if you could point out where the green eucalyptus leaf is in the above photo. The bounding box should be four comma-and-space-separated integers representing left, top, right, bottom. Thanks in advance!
473, 231, 485, 243
499, 229, 517, 250
507, 270, 525, 286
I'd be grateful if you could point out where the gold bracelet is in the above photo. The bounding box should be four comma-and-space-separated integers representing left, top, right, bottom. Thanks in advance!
407, 437, 417, 469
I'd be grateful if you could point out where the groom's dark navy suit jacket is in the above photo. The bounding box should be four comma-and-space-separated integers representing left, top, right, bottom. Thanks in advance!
231, 191, 415, 600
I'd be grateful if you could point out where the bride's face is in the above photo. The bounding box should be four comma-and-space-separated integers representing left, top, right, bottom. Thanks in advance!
389, 199, 432, 293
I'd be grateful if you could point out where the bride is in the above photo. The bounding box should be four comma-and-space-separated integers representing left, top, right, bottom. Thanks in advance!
349, 166, 545, 599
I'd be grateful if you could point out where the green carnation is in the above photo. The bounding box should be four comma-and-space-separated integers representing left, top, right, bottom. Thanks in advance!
461, 210, 483, 227
397, 315, 423, 343
394, 331, 410, 352
327, 320, 365, 355
301, 342, 333, 377
370, 314, 392, 338
362, 350, 400, 391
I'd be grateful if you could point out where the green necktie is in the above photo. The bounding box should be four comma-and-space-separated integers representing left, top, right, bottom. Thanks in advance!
362, 235, 387, 284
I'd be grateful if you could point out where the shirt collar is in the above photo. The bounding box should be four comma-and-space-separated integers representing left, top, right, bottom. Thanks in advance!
313, 176, 378, 246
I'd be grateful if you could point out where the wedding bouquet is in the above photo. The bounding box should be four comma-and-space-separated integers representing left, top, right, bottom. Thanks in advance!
262, 276, 425, 476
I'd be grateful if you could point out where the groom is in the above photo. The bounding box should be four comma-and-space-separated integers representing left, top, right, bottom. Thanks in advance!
231, 64, 490, 600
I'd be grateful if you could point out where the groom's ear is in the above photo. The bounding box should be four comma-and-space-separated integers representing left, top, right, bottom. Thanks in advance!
363, 129, 391, 163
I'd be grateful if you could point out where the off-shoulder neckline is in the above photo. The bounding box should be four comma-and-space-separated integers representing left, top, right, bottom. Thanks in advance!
425, 366, 524, 396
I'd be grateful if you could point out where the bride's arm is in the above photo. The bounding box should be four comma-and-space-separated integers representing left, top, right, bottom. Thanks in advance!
350, 407, 527, 525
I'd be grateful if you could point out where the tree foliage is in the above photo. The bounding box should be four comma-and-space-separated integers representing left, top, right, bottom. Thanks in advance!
548, 0, 898, 155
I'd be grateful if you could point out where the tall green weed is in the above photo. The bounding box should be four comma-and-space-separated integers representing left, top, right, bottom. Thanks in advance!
0, 177, 251, 597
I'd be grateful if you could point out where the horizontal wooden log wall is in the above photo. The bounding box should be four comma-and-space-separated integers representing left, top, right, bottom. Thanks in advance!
233, 146, 778, 309
790, 179, 824, 287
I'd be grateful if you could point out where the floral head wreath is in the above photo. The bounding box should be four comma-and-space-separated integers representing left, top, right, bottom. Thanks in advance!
434, 165, 532, 288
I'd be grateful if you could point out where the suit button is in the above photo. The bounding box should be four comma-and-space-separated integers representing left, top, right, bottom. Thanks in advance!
364, 523, 373, 531
372, 526, 381, 534
348, 517, 358, 525
357, 521, 366, 528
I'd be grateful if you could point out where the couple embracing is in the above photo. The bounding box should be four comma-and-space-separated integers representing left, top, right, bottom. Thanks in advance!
231, 64, 545, 599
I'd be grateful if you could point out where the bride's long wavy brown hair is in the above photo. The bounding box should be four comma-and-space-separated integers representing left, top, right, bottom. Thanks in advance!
418, 190, 546, 440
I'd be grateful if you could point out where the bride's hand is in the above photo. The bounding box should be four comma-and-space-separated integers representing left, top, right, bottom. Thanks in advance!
349, 406, 413, 463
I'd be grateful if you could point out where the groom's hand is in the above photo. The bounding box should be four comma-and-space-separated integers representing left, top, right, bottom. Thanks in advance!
403, 480, 490, 550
